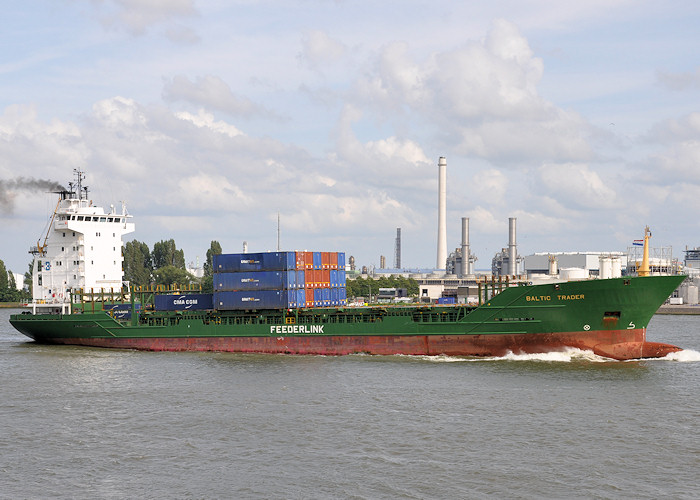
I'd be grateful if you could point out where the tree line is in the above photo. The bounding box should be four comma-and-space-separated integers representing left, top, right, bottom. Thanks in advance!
346, 275, 419, 299
124, 239, 222, 292
0, 259, 26, 302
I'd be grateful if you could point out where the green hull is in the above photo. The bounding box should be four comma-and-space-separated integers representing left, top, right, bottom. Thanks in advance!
10, 275, 686, 360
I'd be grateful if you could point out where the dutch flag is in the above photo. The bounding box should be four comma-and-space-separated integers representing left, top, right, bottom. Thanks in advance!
633, 239, 644, 247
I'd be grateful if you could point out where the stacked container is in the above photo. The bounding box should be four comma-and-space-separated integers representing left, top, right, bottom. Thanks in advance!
213, 251, 346, 310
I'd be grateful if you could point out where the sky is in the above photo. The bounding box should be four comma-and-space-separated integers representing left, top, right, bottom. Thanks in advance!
1, 0, 700, 274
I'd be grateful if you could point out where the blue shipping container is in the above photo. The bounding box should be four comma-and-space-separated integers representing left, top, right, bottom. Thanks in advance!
330, 287, 339, 306
296, 289, 305, 308
104, 303, 141, 319
322, 288, 331, 307
339, 288, 347, 305
337, 252, 346, 269
437, 297, 456, 305
313, 252, 322, 270
330, 270, 339, 287
313, 288, 323, 307
338, 269, 346, 287
214, 252, 296, 272
214, 271, 296, 291
155, 294, 214, 311
296, 270, 305, 289
214, 290, 297, 310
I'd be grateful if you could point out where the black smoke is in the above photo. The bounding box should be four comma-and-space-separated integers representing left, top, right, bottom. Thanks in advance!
0, 177, 66, 214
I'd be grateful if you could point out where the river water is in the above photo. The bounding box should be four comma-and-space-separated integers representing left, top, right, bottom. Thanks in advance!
1, 308, 699, 499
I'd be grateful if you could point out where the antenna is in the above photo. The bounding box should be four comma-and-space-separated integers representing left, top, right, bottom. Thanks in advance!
277, 211, 281, 251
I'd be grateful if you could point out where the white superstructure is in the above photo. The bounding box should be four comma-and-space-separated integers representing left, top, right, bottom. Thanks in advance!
30, 170, 134, 305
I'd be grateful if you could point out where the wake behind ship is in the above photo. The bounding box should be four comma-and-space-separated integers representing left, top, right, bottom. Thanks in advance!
9, 172, 687, 361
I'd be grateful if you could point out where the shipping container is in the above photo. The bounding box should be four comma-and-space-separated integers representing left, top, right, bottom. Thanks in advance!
155, 293, 214, 311
339, 287, 347, 305
296, 270, 305, 289
104, 303, 141, 319
338, 252, 346, 269
305, 288, 314, 308
214, 290, 297, 310
306, 269, 323, 288
213, 271, 296, 291
322, 288, 331, 307
320, 269, 330, 287
437, 297, 456, 305
296, 289, 306, 308
338, 269, 346, 287
321, 251, 331, 270
303, 251, 314, 270
313, 252, 322, 270
329, 252, 338, 270
314, 288, 323, 307
330, 270, 339, 288
295, 251, 306, 270
214, 252, 296, 272
330, 287, 339, 306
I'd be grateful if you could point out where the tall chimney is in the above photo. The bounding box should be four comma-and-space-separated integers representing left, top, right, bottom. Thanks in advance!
508, 217, 517, 276
395, 228, 401, 269
461, 217, 470, 277
436, 157, 447, 270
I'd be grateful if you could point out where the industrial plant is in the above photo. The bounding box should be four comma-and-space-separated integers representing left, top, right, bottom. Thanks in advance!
346, 156, 699, 307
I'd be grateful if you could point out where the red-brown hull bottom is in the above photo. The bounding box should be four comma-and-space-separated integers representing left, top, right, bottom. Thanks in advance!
46, 328, 680, 360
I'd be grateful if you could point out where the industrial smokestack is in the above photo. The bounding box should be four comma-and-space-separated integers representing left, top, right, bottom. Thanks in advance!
395, 228, 401, 269
436, 157, 447, 270
508, 217, 517, 276
461, 217, 470, 277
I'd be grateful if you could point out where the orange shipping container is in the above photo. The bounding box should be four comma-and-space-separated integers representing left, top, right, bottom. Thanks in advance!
321, 251, 331, 270
305, 288, 315, 307
304, 251, 314, 270
321, 270, 330, 287
329, 252, 338, 270
305, 269, 316, 288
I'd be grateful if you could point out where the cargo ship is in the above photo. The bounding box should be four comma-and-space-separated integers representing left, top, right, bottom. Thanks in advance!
9, 172, 687, 361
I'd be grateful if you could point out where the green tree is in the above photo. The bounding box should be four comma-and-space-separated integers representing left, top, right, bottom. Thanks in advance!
346, 276, 419, 300
0, 259, 8, 300
203, 240, 222, 277
154, 265, 195, 287
124, 240, 153, 287
152, 239, 185, 269
24, 259, 33, 296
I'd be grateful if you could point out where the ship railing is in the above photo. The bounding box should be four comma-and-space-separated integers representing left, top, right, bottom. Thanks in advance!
72, 287, 131, 313
476, 275, 529, 306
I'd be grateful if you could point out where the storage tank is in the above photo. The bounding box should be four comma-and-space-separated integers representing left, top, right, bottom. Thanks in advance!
559, 267, 588, 280
611, 257, 622, 278
599, 256, 612, 279
681, 284, 699, 305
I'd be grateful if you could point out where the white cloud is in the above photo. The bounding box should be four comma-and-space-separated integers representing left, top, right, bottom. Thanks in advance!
347, 20, 590, 164
163, 75, 264, 117
300, 30, 347, 68
175, 109, 244, 138
536, 163, 617, 209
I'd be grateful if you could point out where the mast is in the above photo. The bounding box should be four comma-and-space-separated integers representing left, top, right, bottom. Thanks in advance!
638, 226, 652, 277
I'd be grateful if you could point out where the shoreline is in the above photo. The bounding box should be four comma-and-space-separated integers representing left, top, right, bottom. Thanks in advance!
656, 304, 700, 315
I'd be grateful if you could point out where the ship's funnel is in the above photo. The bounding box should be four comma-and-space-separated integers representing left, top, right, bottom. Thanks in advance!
436, 157, 447, 270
